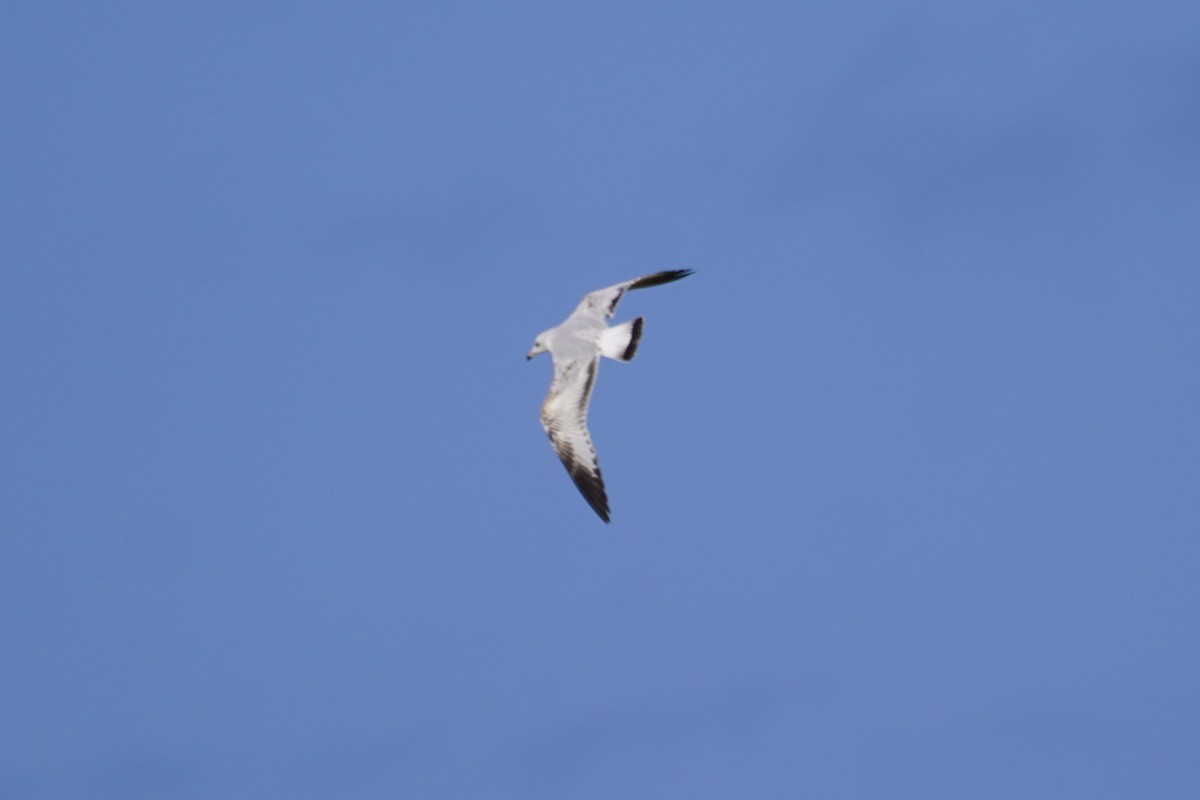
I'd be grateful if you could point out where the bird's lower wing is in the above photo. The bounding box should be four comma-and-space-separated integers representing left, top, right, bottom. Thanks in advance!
540, 358, 610, 522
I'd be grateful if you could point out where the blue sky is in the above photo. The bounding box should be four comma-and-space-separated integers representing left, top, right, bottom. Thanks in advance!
3, 2, 1199, 797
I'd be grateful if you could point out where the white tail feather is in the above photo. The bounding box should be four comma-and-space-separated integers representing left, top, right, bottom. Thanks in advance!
599, 317, 644, 362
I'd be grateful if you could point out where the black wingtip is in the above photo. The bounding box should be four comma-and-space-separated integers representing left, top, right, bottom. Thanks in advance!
628, 269, 694, 290
566, 463, 610, 523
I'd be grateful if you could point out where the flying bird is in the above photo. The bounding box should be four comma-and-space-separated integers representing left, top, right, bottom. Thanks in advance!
527, 269, 693, 522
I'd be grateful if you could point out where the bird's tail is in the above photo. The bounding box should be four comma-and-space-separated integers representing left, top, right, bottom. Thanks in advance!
600, 317, 644, 362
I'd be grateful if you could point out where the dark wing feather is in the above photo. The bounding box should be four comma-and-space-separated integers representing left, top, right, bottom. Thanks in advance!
575, 269, 694, 320
540, 358, 610, 522
627, 269, 694, 291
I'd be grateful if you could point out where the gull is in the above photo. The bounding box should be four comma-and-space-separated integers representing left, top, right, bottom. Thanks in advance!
527, 269, 693, 522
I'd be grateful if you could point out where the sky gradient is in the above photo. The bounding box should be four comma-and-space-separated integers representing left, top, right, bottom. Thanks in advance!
4, 2, 1199, 797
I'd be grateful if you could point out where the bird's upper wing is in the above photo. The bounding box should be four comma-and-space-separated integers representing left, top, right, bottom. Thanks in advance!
570, 269, 694, 322
540, 356, 609, 522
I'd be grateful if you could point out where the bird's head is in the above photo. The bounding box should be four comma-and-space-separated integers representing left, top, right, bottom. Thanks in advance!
526, 333, 550, 361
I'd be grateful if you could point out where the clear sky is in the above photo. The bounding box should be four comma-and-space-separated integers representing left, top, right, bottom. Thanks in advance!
3, 2, 1198, 797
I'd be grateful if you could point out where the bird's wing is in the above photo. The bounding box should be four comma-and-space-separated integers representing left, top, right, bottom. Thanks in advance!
570, 269, 694, 322
540, 355, 609, 522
